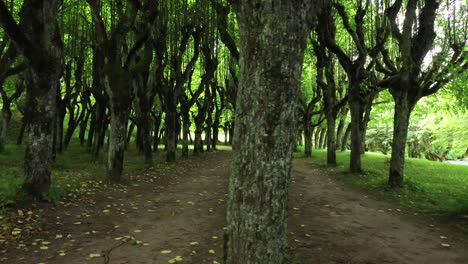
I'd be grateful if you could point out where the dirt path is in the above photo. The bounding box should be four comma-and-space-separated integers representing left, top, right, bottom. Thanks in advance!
2, 151, 467, 264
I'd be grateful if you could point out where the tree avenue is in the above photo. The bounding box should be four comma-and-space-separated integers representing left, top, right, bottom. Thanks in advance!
0, 0, 466, 262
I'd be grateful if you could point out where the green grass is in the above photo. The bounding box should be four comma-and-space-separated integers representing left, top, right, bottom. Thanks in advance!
0, 141, 160, 208
0, 140, 231, 208
295, 148, 468, 219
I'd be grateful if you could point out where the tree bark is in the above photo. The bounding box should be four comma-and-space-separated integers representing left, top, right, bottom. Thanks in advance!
0, 0, 64, 198
335, 115, 346, 150
314, 128, 321, 149
164, 93, 177, 162
326, 114, 336, 165
304, 120, 313, 157
341, 122, 351, 152
181, 111, 190, 157
226, 1, 316, 263
388, 90, 414, 188
349, 97, 363, 173
0, 103, 12, 153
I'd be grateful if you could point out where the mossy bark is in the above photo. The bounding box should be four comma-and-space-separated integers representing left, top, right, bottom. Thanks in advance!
226, 1, 318, 263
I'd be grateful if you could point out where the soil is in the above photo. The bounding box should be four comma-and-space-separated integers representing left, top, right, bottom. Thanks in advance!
1, 150, 467, 264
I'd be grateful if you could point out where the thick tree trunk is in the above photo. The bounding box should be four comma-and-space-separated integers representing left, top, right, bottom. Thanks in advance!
388, 92, 414, 188
107, 108, 129, 182
226, 2, 314, 262
349, 97, 363, 173
23, 75, 59, 198
92, 102, 107, 157
8, 0, 65, 199
165, 95, 177, 162
193, 126, 203, 155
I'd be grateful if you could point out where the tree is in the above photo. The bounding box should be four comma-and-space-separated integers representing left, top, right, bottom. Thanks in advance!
378, 0, 467, 187
318, 0, 388, 172
226, 1, 323, 263
0, 0, 64, 198
0, 42, 26, 153
87, 0, 158, 181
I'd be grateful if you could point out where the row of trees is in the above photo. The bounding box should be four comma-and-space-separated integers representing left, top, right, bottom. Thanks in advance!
0, 0, 466, 262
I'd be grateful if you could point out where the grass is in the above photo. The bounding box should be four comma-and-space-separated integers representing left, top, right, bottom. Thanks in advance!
295, 148, 468, 221
0, 141, 163, 208
0, 140, 231, 208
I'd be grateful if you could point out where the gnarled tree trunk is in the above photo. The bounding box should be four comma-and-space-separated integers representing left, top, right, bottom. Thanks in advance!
226, 1, 317, 263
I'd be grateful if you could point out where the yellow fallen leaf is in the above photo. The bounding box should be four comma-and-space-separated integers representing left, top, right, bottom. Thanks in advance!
161, 250, 172, 254
55, 234, 63, 239
18, 210, 24, 216
59, 252, 66, 256
190, 242, 199, 246
89, 253, 101, 258
40, 246, 48, 250
441, 243, 450, 247
134, 230, 142, 233
208, 249, 215, 254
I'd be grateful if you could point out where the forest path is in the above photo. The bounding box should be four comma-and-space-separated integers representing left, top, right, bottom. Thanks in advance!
3, 151, 468, 264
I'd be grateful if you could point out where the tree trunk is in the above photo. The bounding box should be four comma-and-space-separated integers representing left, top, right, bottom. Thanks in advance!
0, 104, 12, 153
107, 108, 129, 182
126, 122, 135, 149
314, 128, 321, 149
388, 91, 414, 188
349, 97, 363, 173
326, 113, 337, 165
10, 0, 64, 199
17, 117, 27, 145
165, 94, 177, 162
152, 113, 162, 153
55, 105, 66, 154
182, 111, 190, 157
335, 117, 345, 151
341, 123, 351, 152
193, 126, 203, 155
319, 127, 326, 149
226, 1, 314, 262
23, 75, 59, 198
303, 116, 313, 157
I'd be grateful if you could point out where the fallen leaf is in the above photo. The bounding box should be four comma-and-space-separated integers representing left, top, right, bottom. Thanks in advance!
89, 253, 101, 258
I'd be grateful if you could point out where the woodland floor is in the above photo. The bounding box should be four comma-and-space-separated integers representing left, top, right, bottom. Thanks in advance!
1, 150, 468, 264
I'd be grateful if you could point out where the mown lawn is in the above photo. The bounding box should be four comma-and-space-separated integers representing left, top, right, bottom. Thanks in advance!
295, 148, 468, 221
